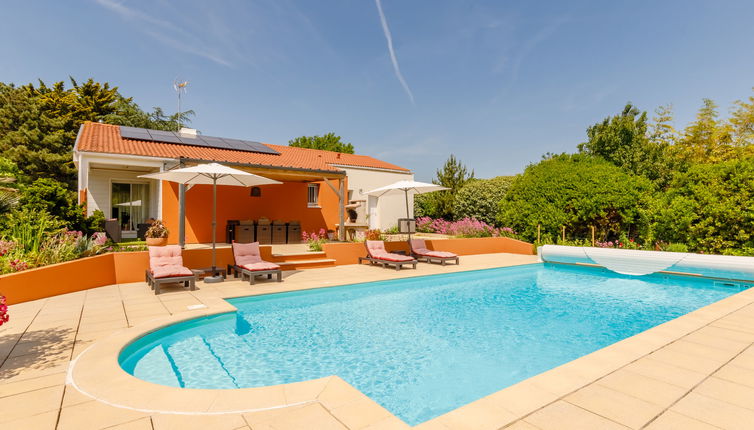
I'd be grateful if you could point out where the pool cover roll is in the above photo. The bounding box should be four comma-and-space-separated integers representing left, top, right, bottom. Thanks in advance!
539, 245, 754, 281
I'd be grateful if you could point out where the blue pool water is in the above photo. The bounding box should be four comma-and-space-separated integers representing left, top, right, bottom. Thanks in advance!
119, 263, 743, 424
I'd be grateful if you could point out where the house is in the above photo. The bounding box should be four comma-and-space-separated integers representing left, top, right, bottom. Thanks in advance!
73, 122, 413, 244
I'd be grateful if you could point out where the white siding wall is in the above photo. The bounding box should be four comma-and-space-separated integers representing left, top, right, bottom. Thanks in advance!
341, 167, 414, 230
87, 168, 159, 219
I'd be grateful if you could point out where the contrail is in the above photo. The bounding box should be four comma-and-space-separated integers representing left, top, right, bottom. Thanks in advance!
375, 0, 415, 104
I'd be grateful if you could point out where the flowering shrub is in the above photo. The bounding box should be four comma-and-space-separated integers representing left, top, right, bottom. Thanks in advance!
92, 232, 108, 246
414, 217, 517, 238
595, 234, 641, 250
0, 295, 8, 326
416, 217, 434, 233
0, 228, 109, 274
302, 228, 328, 251
365, 229, 382, 241
0, 241, 15, 256
8, 259, 28, 272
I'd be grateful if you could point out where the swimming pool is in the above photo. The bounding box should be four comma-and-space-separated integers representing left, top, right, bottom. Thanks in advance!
119, 263, 743, 425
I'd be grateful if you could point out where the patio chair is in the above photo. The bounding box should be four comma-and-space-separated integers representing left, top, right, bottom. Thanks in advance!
409, 239, 460, 265
146, 245, 196, 294
228, 241, 282, 285
358, 240, 417, 270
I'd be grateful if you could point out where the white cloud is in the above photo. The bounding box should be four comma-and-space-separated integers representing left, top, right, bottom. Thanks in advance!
375, 0, 415, 105
94, 0, 233, 67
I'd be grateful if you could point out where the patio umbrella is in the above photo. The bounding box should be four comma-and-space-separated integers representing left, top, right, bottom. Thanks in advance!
363, 181, 449, 238
140, 163, 281, 282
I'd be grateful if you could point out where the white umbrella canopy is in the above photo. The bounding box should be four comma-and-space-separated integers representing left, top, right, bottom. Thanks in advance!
363, 180, 449, 218
140, 163, 281, 282
140, 163, 281, 186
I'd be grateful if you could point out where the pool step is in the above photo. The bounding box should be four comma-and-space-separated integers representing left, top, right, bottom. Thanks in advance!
270, 251, 326, 260
166, 336, 238, 389
276, 258, 336, 270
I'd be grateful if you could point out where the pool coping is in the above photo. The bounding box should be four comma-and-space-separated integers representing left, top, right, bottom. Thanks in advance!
68, 262, 754, 429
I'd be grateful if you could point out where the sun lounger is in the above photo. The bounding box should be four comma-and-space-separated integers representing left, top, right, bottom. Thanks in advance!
409, 239, 459, 265
358, 240, 417, 270
146, 245, 196, 294
228, 242, 282, 284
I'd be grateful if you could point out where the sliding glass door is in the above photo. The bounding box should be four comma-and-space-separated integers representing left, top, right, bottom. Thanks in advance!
111, 182, 150, 231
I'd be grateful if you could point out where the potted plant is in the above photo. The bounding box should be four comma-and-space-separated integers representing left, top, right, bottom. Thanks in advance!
145, 220, 169, 246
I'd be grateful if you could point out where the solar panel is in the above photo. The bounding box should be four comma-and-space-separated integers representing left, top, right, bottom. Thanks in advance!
247, 140, 276, 154
152, 134, 182, 144
119, 126, 152, 141
218, 139, 246, 151
201, 136, 233, 150
148, 130, 175, 137
118, 126, 279, 155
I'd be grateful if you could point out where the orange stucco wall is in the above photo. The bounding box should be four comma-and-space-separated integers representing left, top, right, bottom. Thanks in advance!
161, 179, 344, 245
1, 254, 117, 305
2, 237, 534, 305
322, 237, 535, 265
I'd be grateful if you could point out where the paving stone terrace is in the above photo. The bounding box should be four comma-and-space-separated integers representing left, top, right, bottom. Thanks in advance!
3, 253, 754, 430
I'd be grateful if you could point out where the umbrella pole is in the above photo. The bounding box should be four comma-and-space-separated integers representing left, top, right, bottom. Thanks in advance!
212, 178, 217, 271
405, 189, 410, 218
205, 177, 223, 283
405, 189, 411, 242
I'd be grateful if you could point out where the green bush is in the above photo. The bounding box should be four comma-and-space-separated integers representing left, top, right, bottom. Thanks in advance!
498, 154, 655, 243
652, 158, 754, 254
18, 178, 83, 228
663, 243, 689, 253
454, 176, 514, 225
3, 208, 64, 255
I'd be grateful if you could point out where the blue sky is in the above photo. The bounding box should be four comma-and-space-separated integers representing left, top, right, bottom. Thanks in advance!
2, 0, 754, 180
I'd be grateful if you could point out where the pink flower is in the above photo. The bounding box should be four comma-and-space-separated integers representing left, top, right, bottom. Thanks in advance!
92, 232, 108, 246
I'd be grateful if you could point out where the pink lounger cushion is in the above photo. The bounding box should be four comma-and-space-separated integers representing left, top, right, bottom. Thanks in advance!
151, 266, 193, 278
148, 245, 193, 279
422, 250, 457, 258
233, 242, 263, 265
410, 239, 457, 258
242, 262, 281, 271
233, 242, 280, 270
366, 240, 415, 262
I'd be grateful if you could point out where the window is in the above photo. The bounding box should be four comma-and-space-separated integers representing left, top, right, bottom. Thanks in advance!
307, 183, 320, 207
111, 182, 150, 231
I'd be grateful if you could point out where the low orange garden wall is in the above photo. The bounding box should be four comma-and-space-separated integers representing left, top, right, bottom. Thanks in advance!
0, 246, 281, 305
322, 236, 534, 265
1, 254, 117, 305
2, 237, 534, 305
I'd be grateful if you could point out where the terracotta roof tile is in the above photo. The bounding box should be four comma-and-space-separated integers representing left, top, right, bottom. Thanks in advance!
76, 122, 410, 173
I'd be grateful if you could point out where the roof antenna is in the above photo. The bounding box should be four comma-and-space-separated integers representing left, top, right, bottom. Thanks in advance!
173, 78, 189, 118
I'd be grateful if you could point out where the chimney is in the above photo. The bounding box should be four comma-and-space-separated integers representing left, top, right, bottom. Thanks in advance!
179, 127, 199, 136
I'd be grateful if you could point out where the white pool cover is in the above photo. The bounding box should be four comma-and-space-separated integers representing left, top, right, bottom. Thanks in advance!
540, 245, 754, 281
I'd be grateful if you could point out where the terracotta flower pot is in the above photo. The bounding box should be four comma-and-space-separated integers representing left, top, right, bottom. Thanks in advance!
145, 237, 168, 247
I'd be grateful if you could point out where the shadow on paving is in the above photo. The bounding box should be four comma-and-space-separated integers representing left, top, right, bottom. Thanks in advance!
0, 326, 76, 380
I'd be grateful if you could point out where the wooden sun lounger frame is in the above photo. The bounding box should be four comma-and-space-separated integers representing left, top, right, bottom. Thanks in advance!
412, 253, 460, 265
227, 263, 282, 285
408, 241, 460, 266
358, 255, 417, 270
145, 270, 196, 294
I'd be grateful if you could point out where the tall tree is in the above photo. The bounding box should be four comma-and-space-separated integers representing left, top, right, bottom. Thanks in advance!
673, 98, 734, 163
648, 104, 678, 147
288, 133, 354, 153
415, 154, 474, 220
578, 103, 667, 182
0, 78, 190, 188
730, 89, 754, 148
